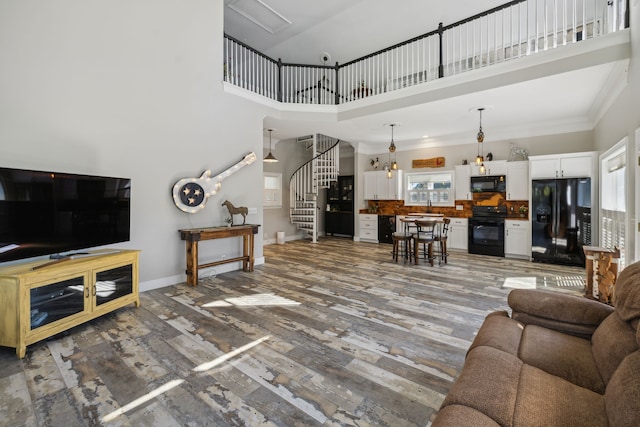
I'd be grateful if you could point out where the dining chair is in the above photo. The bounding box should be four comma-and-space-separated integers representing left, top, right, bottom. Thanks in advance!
414, 219, 437, 266
436, 218, 451, 263
392, 218, 417, 264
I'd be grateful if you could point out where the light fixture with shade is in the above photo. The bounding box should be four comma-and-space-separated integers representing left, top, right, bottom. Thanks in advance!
388, 123, 398, 178
264, 128, 278, 163
475, 108, 486, 174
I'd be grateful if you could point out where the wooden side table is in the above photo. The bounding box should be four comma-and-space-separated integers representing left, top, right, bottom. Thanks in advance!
179, 224, 259, 286
583, 245, 620, 303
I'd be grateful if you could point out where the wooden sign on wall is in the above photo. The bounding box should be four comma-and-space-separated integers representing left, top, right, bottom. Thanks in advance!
412, 157, 445, 168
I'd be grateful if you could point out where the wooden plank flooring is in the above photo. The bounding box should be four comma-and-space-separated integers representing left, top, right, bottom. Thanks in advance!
0, 238, 586, 426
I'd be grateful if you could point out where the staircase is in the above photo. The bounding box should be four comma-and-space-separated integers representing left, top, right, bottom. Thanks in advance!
289, 135, 340, 242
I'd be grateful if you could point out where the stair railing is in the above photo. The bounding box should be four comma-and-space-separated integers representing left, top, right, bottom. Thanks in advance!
289, 137, 341, 242
224, 0, 629, 105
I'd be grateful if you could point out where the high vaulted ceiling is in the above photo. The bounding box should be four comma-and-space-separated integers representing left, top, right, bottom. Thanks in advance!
224, 0, 508, 64
224, 0, 630, 152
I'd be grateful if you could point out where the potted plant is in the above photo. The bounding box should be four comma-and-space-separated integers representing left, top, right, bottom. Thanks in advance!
518, 205, 528, 217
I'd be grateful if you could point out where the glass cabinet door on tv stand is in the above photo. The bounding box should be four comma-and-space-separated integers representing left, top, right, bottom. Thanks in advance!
29, 274, 88, 330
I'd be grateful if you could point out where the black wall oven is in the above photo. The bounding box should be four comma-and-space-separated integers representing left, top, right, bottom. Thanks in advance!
468, 206, 506, 257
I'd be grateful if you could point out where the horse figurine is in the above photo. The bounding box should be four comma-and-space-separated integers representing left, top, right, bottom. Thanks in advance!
222, 200, 248, 225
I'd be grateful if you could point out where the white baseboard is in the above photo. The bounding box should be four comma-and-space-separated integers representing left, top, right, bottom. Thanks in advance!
140, 274, 184, 292
264, 233, 307, 245
139, 256, 265, 292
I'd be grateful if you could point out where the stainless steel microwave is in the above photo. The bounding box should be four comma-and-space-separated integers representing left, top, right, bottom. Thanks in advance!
470, 175, 506, 193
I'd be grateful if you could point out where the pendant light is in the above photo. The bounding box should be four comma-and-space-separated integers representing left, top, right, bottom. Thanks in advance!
388, 123, 398, 178
475, 108, 486, 174
264, 128, 278, 163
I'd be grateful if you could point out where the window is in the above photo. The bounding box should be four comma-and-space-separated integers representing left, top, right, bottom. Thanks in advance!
264, 172, 282, 208
600, 140, 626, 268
404, 172, 454, 206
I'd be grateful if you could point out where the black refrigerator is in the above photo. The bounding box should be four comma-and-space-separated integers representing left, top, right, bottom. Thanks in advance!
531, 177, 591, 266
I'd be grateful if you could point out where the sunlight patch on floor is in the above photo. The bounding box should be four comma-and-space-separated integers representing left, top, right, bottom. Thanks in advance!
102, 336, 271, 422
502, 277, 537, 289
203, 293, 301, 307
555, 275, 585, 287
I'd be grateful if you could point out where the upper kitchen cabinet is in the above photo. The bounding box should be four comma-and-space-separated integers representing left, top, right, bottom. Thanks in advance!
530, 152, 595, 179
506, 161, 529, 200
454, 165, 472, 200
470, 160, 507, 176
363, 170, 403, 200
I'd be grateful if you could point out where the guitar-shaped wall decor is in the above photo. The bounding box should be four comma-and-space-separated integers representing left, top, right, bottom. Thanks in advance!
172, 152, 257, 213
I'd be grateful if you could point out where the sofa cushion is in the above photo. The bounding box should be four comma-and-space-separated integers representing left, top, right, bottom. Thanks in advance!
441, 346, 522, 427
591, 313, 638, 385
518, 324, 604, 393
605, 351, 640, 427
432, 404, 500, 427
513, 364, 608, 427
467, 311, 524, 357
614, 261, 640, 322
509, 289, 614, 339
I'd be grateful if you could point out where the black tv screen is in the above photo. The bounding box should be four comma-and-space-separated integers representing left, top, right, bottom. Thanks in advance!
0, 167, 131, 263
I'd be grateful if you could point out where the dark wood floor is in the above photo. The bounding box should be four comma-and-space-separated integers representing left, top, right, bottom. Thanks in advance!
0, 238, 585, 426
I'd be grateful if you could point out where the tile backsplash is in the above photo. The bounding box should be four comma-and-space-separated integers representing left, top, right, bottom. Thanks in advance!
365, 195, 528, 219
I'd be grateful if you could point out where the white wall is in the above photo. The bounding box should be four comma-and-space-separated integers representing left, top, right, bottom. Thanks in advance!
593, 0, 640, 262
391, 130, 594, 174
0, 0, 273, 288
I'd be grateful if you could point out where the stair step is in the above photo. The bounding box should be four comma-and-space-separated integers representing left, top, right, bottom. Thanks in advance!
294, 223, 314, 229
289, 140, 340, 245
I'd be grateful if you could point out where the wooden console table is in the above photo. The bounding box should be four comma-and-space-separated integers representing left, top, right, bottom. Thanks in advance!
179, 224, 259, 286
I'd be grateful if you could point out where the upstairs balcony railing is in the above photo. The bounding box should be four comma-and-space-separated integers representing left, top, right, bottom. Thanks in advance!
224, 0, 629, 105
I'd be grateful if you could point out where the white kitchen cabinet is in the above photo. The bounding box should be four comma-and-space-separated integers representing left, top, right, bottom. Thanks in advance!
448, 218, 468, 250
363, 170, 403, 200
470, 160, 507, 176
530, 153, 594, 179
359, 214, 378, 242
505, 220, 530, 259
363, 172, 378, 200
454, 165, 472, 200
506, 161, 529, 200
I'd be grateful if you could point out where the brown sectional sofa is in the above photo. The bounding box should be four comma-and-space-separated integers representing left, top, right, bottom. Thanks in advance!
433, 260, 640, 426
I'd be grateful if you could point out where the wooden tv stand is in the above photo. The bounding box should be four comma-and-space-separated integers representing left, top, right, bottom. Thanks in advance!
0, 249, 139, 358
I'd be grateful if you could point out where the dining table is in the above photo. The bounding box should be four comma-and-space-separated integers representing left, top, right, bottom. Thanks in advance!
398, 215, 445, 265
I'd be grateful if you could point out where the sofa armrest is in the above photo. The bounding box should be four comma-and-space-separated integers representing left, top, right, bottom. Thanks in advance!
508, 289, 614, 339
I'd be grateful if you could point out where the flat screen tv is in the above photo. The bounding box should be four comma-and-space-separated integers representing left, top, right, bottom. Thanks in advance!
0, 167, 131, 263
